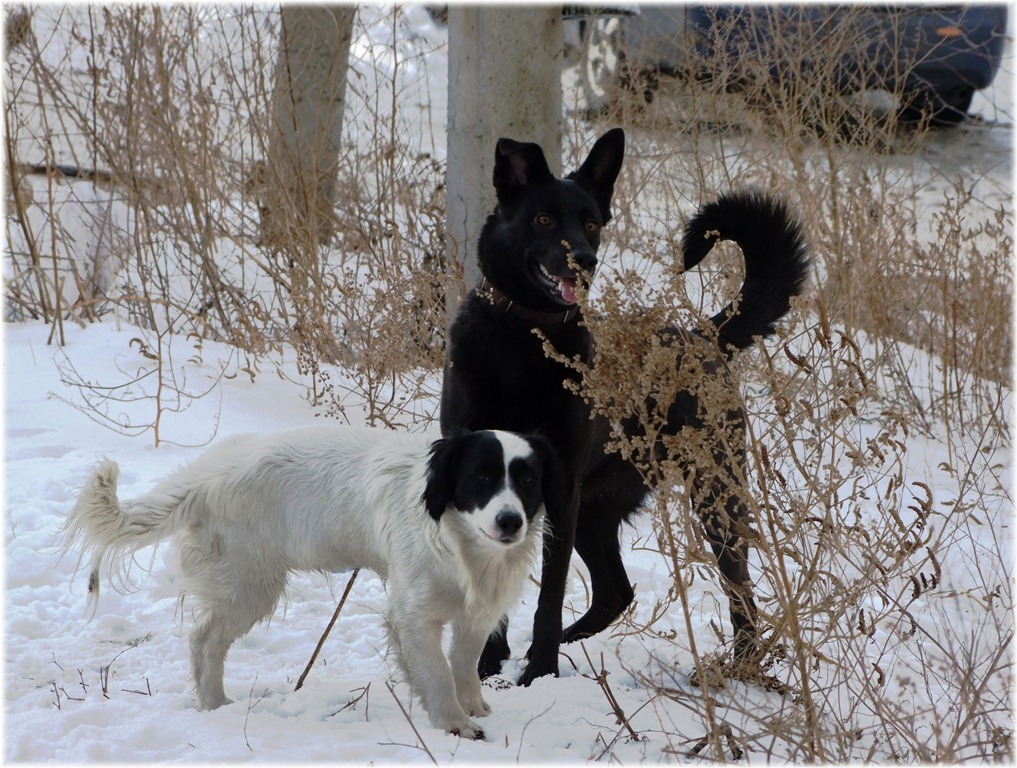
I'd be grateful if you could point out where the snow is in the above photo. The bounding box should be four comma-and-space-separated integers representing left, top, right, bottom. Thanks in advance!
5, 321, 697, 762
4, 4, 1013, 764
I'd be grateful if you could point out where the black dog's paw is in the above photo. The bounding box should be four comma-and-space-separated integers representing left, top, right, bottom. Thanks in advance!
478, 655, 505, 679
561, 620, 596, 644
477, 638, 510, 679
516, 654, 559, 687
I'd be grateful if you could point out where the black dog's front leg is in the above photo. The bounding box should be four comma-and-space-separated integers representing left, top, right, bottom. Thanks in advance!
516, 510, 573, 683
516, 479, 578, 686
478, 620, 510, 678
561, 458, 648, 642
476, 510, 576, 684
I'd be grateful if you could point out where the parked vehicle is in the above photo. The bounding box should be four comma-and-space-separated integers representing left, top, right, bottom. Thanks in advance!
577, 5, 1008, 125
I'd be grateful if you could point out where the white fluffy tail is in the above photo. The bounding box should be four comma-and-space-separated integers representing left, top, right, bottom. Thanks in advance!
62, 459, 183, 615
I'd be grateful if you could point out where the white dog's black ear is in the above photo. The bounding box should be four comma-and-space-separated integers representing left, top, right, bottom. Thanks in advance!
527, 435, 568, 523
422, 435, 459, 520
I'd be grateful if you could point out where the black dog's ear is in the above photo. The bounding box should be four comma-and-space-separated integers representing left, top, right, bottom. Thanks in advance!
422, 435, 460, 520
567, 127, 625, 224
493, 137, 554, 202
527, 435, 569, 526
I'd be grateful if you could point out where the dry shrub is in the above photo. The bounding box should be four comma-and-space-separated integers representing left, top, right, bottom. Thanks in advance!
5, 5, 447, 431
5, 5, 1011, 760
564, 7, 1011, 761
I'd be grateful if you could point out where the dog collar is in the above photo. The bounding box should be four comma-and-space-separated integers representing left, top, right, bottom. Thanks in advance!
477, 279, 580, 325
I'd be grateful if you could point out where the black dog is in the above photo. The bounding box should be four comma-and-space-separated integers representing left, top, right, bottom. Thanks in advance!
440, 127, 810, 685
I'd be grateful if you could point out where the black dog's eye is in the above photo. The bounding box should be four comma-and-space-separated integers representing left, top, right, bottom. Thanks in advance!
585, 220, 600, 235
536, 214, 554, 227
474, 473, 490, 483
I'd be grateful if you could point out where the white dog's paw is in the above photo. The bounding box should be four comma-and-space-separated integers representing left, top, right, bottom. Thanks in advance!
198, 699, 232, 712
199, 693, 234, 710
448, 719, 486, 740
458, 693, 491, 718
433, 707, 486, 740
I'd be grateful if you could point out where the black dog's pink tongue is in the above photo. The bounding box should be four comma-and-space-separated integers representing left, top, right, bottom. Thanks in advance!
559, 276, 579, 304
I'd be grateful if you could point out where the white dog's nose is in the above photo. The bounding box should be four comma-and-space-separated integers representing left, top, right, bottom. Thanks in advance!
495, 510, 523, 538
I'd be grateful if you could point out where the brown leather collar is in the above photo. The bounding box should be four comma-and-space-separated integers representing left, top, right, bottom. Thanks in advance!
477, 278, 580, 325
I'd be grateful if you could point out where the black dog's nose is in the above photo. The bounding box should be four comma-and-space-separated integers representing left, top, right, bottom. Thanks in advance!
495, 511, 523, 536
573, 250, 597, 273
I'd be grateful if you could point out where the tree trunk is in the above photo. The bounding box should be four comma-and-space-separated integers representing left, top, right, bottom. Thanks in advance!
446, 7, 563, 321
261, 5, 356, 250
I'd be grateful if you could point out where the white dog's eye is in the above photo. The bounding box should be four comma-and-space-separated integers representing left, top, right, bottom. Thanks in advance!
519, 473, 535, 485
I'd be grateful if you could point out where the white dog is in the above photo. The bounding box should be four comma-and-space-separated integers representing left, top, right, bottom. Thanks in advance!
62, 426, 562, 739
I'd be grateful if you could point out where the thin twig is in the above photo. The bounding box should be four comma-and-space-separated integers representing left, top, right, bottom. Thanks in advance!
516, 699, 556, 763
243, 674, 269, 752
333, 683, 370, 719
122, 677, 152, 696
579, 642, 640, 741
595, 697, 658, 760
295, 568, 359, 691
687, 724, 744, 761
385, 681, 437, 765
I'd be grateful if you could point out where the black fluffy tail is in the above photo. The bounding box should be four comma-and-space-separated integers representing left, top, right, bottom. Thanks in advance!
682, 190, 810, 354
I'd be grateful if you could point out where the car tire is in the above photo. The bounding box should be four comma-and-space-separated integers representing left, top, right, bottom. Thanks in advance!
579, 16, 657, 116
580, 16, 627, 114
899, 86, 974, 127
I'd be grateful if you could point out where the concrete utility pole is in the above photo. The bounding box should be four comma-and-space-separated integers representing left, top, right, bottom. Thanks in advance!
446, 7, 563, 320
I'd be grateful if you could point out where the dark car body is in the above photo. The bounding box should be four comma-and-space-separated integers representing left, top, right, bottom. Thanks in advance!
579, 5, 1008, 124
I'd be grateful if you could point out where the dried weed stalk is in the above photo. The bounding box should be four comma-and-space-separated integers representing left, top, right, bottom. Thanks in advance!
5, 5, 1011, 761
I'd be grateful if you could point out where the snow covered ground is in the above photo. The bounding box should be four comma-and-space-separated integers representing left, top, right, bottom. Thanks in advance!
5, 5, 1012, 763
2, 321, 727, 763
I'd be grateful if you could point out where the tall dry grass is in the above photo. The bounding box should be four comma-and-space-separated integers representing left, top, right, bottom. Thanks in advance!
566, 8, 1011, 761
5, 5, 447, 432
5, 5, 1011, 761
